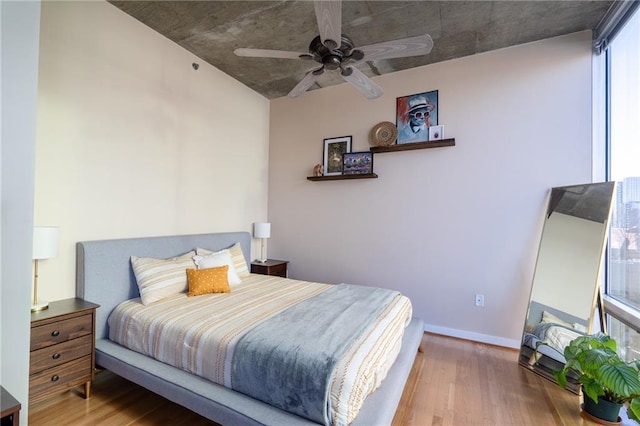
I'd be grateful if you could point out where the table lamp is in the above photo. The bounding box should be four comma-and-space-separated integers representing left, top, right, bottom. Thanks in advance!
253, 222, 271, 263
32, 226, 59, 312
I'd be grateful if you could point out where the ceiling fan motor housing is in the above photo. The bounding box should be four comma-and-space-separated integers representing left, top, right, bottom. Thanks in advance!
310, 35, 362, 70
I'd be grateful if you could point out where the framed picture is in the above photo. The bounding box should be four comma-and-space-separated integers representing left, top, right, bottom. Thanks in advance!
323, 136, 352, 176
396, 90, 438, 144
342, 151, 373, 175
429, 125, 444, 141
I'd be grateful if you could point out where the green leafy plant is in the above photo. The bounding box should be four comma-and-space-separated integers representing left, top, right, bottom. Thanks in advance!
539, 333, 640, 420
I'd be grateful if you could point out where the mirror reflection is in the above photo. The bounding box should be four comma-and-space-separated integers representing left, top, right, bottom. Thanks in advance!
519, 182, 615, 393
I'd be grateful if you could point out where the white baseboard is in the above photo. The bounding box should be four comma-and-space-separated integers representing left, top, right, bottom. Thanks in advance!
424, 324, 521, 349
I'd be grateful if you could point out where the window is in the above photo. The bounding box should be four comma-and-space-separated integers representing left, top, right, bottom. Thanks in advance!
609, 314, 640, 362
603, 6, 640, 348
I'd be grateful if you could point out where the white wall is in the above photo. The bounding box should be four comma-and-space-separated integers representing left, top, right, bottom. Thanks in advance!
1, 1, 41, 422
269, 31, 594, 347
34, 1, 270, 301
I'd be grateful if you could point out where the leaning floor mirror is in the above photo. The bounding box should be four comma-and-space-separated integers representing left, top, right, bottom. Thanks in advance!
519, 182, 616, 393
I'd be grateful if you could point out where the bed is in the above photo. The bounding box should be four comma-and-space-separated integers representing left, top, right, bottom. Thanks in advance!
76, 232, 424, 426
518, 300, 585, 392
522, 300, 588, 363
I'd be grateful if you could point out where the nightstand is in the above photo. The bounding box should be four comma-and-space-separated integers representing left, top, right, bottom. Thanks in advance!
251, 259, 289, 277
1, 386, 20, 426
29, 298, 99, 405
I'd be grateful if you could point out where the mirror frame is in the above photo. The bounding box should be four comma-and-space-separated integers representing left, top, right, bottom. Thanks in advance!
518, 182, 615, 393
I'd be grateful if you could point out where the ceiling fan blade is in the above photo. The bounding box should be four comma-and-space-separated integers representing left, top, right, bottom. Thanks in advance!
288, 69, 324, 98
341, 66, 383, 99
234, 48, 311, 60
314, 0, 342, 49
357, 34, 434, 62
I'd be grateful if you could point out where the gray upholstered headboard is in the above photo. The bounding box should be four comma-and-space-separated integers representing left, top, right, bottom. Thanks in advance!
76, 232, 251, 339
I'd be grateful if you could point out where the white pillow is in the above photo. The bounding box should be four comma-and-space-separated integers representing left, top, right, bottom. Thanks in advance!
193, 250, 241, 285
197, 242, 250, 278
131, 251, 196, 305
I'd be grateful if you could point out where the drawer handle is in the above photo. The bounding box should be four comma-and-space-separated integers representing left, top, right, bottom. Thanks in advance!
51, 375, 59, 382
52, 353, 61, 360
51, 330, 60, 337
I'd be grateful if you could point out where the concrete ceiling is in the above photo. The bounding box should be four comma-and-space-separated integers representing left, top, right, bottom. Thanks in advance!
108, 1, 613, 99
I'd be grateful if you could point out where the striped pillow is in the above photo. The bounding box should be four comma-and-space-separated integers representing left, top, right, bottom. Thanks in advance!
197, 242, 250, 278
131, 251, 196, 305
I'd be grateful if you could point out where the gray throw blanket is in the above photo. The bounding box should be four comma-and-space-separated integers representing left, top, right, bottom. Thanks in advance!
231, 283, 399, 425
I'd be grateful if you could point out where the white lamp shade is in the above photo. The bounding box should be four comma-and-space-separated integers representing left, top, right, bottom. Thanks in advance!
254, 222, 271, 239
33, 226, 59, 260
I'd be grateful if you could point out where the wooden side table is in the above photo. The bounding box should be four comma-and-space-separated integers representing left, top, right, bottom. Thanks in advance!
29, 298, 99, 405
251, 259, 289, 277
1, 386, 21, 426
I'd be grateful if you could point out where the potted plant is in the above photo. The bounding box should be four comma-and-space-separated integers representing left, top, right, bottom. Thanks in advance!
537, 333, 640, 424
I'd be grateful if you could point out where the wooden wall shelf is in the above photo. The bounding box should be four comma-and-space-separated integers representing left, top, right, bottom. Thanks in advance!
307, 173, 378, 181
370, 138, 455, 153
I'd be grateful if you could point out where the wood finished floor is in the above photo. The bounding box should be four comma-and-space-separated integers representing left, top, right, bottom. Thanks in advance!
29, 333, 600, 425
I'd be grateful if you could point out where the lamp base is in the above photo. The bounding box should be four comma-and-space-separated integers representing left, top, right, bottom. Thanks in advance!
255, 259, 268, 263
31, 300, 49, 312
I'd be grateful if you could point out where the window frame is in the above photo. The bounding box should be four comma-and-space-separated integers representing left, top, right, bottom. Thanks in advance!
599, 5, 640, 335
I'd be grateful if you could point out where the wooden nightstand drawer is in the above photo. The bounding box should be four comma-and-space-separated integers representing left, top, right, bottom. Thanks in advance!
267, 263, 287, 277
29, 356, 92, 402
30, 334, 92, 374
30, 314, 92, 351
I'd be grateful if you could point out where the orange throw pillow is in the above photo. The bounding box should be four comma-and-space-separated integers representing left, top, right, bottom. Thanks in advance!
186, 266, 230, 296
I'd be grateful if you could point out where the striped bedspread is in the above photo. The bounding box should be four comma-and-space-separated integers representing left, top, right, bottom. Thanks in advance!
108, 274, 413, 425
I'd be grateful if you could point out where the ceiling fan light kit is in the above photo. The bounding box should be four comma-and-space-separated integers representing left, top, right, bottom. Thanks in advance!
234, 0, 433, 99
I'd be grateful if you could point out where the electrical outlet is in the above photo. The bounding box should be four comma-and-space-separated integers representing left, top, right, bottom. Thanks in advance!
475, 294, 484, 307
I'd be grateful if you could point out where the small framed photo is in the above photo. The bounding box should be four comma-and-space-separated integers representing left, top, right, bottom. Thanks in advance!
429, 125, 444, 141
342, 151, 373, 175
396, 90, 438, 144
323, 136, 352, 176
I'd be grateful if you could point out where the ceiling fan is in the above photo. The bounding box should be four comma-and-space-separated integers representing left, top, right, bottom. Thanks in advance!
234, 0, 433, 99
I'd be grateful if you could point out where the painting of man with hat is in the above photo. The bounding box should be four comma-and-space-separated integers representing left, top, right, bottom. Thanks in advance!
396, 90, 438, 144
